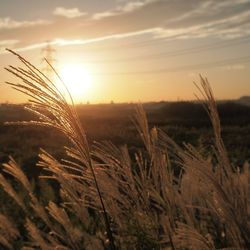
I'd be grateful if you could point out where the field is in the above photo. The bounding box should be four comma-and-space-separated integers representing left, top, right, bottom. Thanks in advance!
0, 54, 250, 249
1, 100, 250, 175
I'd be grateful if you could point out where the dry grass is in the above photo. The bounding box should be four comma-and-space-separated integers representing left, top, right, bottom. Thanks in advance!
0, 50, 249, 249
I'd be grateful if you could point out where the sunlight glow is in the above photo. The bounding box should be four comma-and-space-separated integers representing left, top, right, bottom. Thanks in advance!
59, 63, 93, 102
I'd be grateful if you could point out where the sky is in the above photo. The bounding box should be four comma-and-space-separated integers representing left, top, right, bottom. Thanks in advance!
0, 0, 250, 103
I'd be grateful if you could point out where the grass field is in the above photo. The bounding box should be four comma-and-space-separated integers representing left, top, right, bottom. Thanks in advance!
1, 100, 250, 173
0, 52, 249, 249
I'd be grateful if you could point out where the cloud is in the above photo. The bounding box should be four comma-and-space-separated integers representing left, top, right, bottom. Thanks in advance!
93, 0, 156, 20
121, 0, 153, 12
90, 0, 250, 42
93, 11, 114, 20
221, 64, 246, 71
0, 39, 19, 53
1, 0, 250, 54
54, 28, 159, 45
53, 7, 87, 18
0, 17, 50, 30
0, 28, 159, 55
0, 40, 19, 46
154, 9, 250, 40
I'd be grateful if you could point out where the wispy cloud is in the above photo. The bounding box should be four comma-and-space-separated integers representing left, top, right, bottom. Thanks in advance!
121, 0, 155, 12
1, 0, 250, 53
90, 1, 250, 45
0, 39, 19, 53
53, 28, 159, 45
93, 0, 156, 20
0, 40, 19, 54
0, 40, 19, 46
0, 17, 50, 30
154, 9, 250, 40
0, 28, 159, 55
93, 11, 114, 20
220, 64, 246, 71
53, 7, 87, 18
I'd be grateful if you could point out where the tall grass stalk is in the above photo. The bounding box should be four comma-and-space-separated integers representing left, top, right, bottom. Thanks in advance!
4, 49, 115, 250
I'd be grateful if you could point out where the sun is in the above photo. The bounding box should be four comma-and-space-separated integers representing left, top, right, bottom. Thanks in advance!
58, 63, 93, 102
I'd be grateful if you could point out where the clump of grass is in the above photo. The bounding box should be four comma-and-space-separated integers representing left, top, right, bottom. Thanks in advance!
0, 50, 249, 250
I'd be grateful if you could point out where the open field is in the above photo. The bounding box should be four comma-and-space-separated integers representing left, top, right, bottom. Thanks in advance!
1, 100, 250, 175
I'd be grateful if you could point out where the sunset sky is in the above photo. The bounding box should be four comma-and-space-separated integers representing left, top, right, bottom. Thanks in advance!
0, 0, 250, 103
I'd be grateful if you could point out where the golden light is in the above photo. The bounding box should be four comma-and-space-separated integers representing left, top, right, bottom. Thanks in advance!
58, 63, 93, 102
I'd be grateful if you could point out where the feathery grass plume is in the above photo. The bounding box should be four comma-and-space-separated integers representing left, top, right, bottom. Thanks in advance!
173, 222, 215, 250
0, 156, 78, 248
1, 156, 52, 227
2, 156, 32, 192
92, 105, 185, 249
0, 213, 20, 249
194, 76, 233, 179
47, 201, 84, 248
92, 141, 162, 248
37, 149, 91, 225
158, 77, 250, 249
0, 171, 26, 209
194, 77, 250, 247
25, 219, 58, 250
37, 149, 103, 249
5, 49, 115, 249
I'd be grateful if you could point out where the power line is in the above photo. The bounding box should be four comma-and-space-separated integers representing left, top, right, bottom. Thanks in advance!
85, 33, 250, 52
89, 35, 250, 63
78, 33, 186, 51
93, 55, 250, 75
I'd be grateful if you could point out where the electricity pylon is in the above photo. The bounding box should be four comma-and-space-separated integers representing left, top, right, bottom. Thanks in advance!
41, 41, 57, 79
